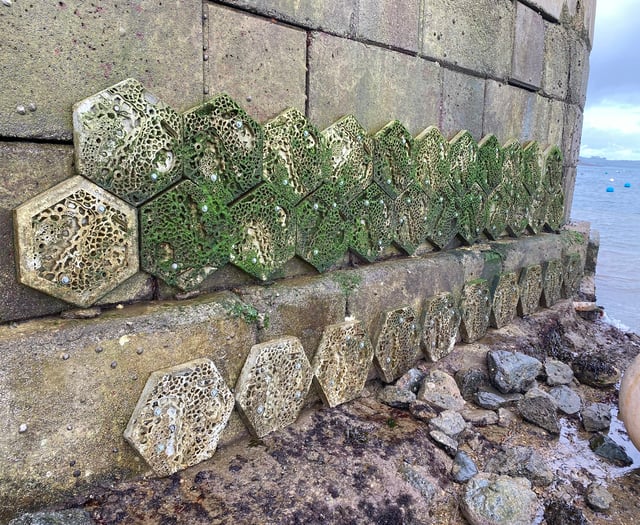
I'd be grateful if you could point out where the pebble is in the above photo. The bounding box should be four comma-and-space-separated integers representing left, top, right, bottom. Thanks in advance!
487, 350, 542, 394
582, 402, 611, 432
429, 430, 458, 456
428, 409, 466, 438
395, 367, 427, 394
474, 389, 522, 410
586, 482, 613, 511
544, 499, 588, 525
18, 423, 27, 433
61, 353, 70, 360
459, 408, 499, 427
548, 385, 582, 415
544, 359, 574, 386
110, 361, 117, 369
589, 433, 633, 466
378, 385, 416, 409
452, 451, 478, 483
517, 387, 560, 434
417, 370, 465, 411
498, 407, 517, 427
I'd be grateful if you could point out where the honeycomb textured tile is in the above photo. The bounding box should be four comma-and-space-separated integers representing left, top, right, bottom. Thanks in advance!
421, 292, 461, 362
489, 271, 520, 328
562, 253, 583, 298
393, 183, 431, 255
522, 141, 546, 235
73, 78, 183, 206
124, 358, 234, 476
140, 180, 236, 291
542, 145, 565, 231
373, 120, 416, 198
182, 94, 264, 204
321, 115, 375, 206
295, 185, 351, 272
459, 279, 491, 343
13, 175, 138, 308
518, 264, 543, 316
373, 305, 421, 383
234, 337, 313, 438
502, 140, 530, 237
229, 184, 296, 281
262, 108, 329, 206
347, 183, 395, 262
312, 320, 374, 408
541, 259, 563, 307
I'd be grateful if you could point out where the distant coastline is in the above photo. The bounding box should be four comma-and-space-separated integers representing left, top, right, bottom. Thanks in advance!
579, 156, 640, 169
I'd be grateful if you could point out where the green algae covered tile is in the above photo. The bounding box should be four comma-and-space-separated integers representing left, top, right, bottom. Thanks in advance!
373, 120, 417, 198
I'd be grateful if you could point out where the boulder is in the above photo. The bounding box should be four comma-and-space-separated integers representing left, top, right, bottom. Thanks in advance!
395, 367, 427, 394
455, 368, 490, 401
429, 430, 458, 456
460, 408, 499, 427
572, 355, 620, 388
487, 350, 542, 394
428, 409, 467, 438
544, 499, 588, 525
484, 445, 554, 486
548, 385, 582, 415
474, 389, 522, 410
582, 402, 611, 432
517, 387, 560, 434
544, 359, 574, 386
417, 370, 465, 411
589, 433, 633, 466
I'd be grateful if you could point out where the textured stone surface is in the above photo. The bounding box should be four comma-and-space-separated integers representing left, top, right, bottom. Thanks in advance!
582, 402, 611, 432
207, 5, 307, 123
308, 32, 441, 134
429, 409, 466, 438
567, 34, 590, 108
518, 264, 543, 316
489, 271, 520, 328
485, 445, 554, 486
541, 259, 564, 308
543, 22, 570, 99
455, 368, 490, 402
421, 0, 514, 79
378, 385, 417, 408
483, 81, 536, 145
452, 451, 478, 483
529, 0, 564, 21
357, 0, 420, 52
487, 350, 543, 394
517, 387, 560, 434
8, 509, 93, 525
512, 3, 544, 89
589, 434, 633, 466
440, 69, 485, 140
562, 103, 584, 167
0, 0, 203, 140
545, 358, 574, 386
549, 385, 581, 415
586, 483, 613, 511
417, 370, 465, 412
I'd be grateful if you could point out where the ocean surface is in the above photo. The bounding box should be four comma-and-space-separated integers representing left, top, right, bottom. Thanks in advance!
572, 159, 640, 333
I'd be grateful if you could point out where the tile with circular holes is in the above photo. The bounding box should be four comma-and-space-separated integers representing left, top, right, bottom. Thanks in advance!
373, 306, 421, 383
13, 175, 138, 307
420, 292, 461, 362
373, 120, 416, 198
562, 253, 583, 299
541, 259, 563, 307
394, 183, 430, 255
234, 337, 312, 438
517, 264, 543, 316
73, 78, 183, 206
489, 271, 520, 329
124, 358, 234, 476
459, 279, 491, 343
312, 320, 374, 408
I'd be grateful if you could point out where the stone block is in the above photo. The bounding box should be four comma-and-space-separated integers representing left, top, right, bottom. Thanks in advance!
0, 0, 203, 140
0, 292, 257, 518
0, 142, 73, 322
583, 0, 596, 49
308, 32, 441, 134
218, 0, 356, 36
563, 166, 577, 222
527, 0, 564, 21
421, 0, 514, 79
483, 81, 536, 145
207, 5, 307, 123
542, 22, 569, 99
440, 70, 485, 141
489, 234, 564, 274
357, 0, 421, 52
522, 95, 554, 148
547, 99, 565, 148
512, 3, 545, 90
567, 34, 590, 108
562, 103, 583, 166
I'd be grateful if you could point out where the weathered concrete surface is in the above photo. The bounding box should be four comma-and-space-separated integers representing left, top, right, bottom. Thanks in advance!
440, 69, 485, 140
563, 103, 584, 167
207, 5, 307, 123
308, 32, 441, 134
528, 0, 564, 21
511, 3, 545, 90
483, 81, 534, 144
356, 0, 420, 52
567, 33, 590, 108
547, 99, 566, 148
421, 0, 514, 79
0, 0, 203, 140
488, 233, 565, 274
0, 292, 258, 520
542, 22, 570, 99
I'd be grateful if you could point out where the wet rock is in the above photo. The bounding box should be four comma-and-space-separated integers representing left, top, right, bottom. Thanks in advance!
544, 359, 574, 386
400, 463, 439, 502
429, 430, 458, 456
484, 445, 554, 486
395, 367, 427, 394
544, 499, 588, 525
459, 408, 499, 427
497, 407, 517, 428
582, 402, 611, 432
487, 350, 543, 394
517, 387, 560, 434
572, 354, 620, 388
549, 385, 582, 415
455, 368, 490, 401
409, 400, 438, 422
8, 509, 93, 525
378, 385, 416, 408
428, 409, 466, 438
60, 307, 102, 319
474, 389, 522, 410
452, 451, 478, 483
461, 474, 540, 525
417, 370, 465, 412
589, 433, 633, 466
586, 482, 613, 511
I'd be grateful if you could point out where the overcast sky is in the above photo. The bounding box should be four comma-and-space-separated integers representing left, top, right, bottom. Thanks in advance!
580, 1, 640, 160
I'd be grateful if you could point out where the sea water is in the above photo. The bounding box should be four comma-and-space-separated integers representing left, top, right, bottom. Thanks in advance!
572, 160, 640, 333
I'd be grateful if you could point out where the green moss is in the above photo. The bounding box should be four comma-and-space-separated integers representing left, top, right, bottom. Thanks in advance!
331, 272, 362, 299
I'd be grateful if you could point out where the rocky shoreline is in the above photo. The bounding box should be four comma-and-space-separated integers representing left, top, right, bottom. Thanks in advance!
10, 301, 640, 525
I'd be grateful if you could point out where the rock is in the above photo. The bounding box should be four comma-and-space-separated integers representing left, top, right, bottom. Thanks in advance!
417, 370, 465, 411
429, 430, 458, 456
400, 463, 439, 502
461, 474, 540, 525
8, 509, 93, 525
409, 400, 438, 422
395, 367, 427, 394
460, 408, 499, 427
545, 358, 574, 386
474, 389, 522, 410
582, 402, 611, 432
545, 499, 588, 525
497, 407, 517, 428
517, 387, 560, 434
378, 385, 416, 408
572, 354, 620, 388
589, 433, 633, 466
548, 385, 582, 415
484, 445, 554, 486
455, 368, 490, 401
428, 409, 467, 438
452, 451, 478, 483
586, 482, 613, 511
487, 350, 543, 394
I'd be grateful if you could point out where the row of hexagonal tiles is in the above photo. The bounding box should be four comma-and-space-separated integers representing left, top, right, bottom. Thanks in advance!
14, 78, 565, 307
124, 258, 581, 476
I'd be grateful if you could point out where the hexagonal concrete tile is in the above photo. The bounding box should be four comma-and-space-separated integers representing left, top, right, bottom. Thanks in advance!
372, 120, 416, 199
420, 292, 461, 362
518, 264, 543, 316
459, 279, 491, 343
489, 271, 520, 328
541, 259, 563, 307
373, 305, 421, 383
